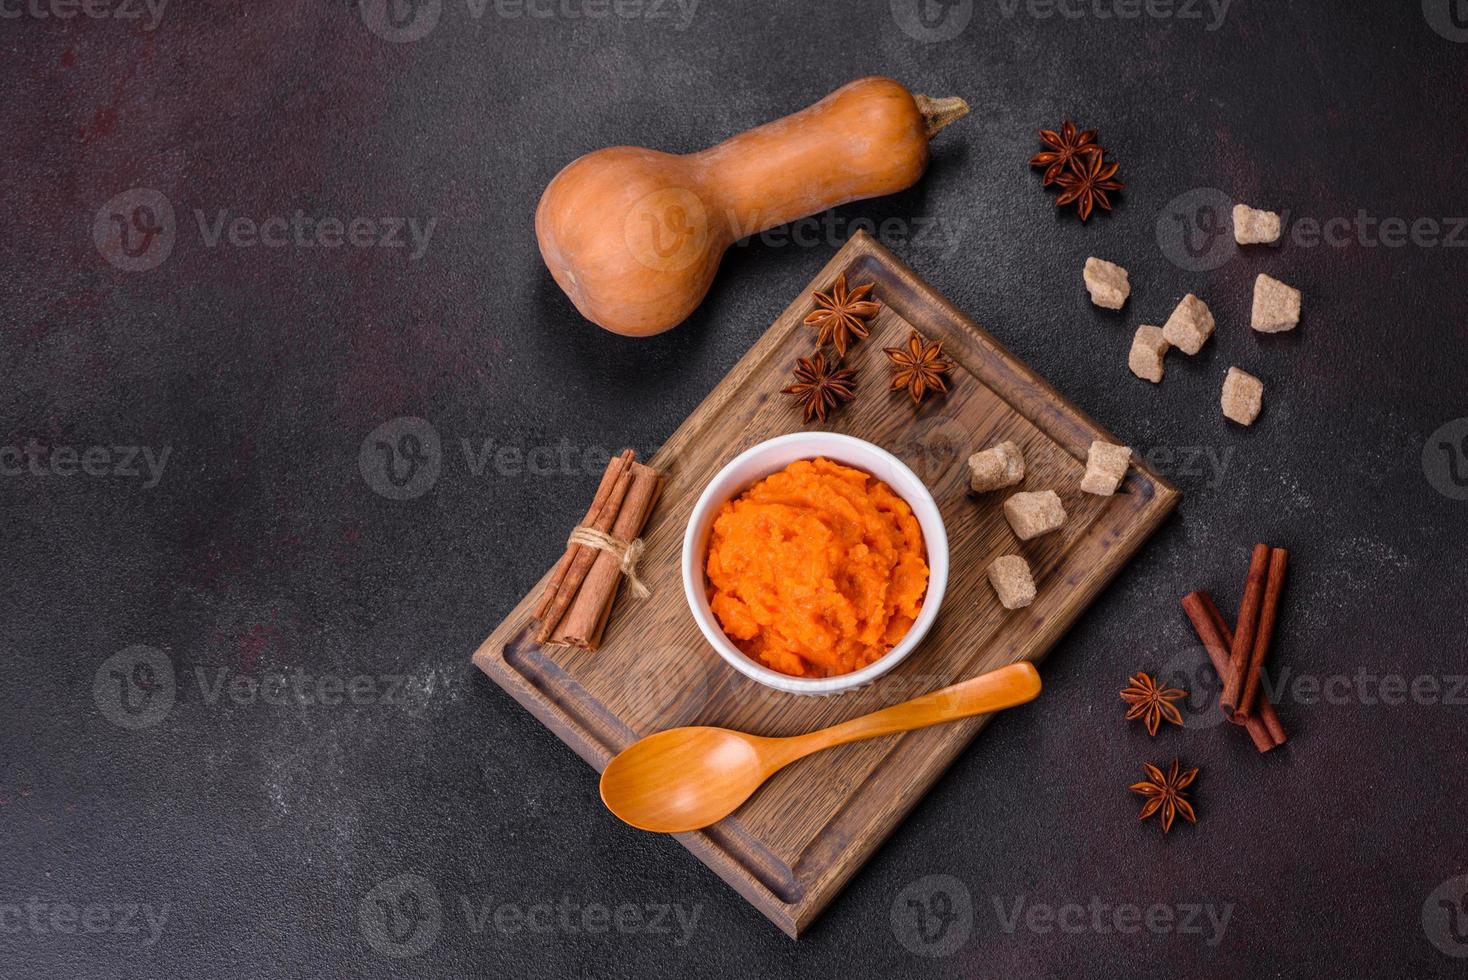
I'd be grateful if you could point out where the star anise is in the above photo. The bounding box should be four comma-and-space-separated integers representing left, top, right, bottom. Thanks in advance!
1029, 121, 1099, 186
804, 274, 881, 357
1130, 759, 1199, 833
1120, 671, 1187, 736
883, 331, 953, 406
1055, 151, 1124, 221
783, 351, 857, 424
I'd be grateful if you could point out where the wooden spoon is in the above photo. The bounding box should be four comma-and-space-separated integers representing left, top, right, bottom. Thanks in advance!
600, 662, 1042, 833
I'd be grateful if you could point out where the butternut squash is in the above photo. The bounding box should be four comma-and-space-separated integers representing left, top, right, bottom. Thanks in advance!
535, 77, 968, 337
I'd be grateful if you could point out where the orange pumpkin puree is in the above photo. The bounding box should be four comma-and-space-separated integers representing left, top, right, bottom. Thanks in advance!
705, 458, 928, 678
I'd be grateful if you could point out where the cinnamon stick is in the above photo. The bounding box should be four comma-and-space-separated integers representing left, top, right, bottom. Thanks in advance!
1238, 548, 1288, 718
553, 461, 663, 649
1204, 591, 1287, 746
535, 451, 637, 642
1181, 591, 1286, 752
1219, 544, 1271, 720
1199, 593, 1287, 745
1261, 696, 1287, 746
534, 450, 633, 620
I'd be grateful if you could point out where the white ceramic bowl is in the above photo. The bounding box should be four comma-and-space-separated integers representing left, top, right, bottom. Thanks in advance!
681, 432, 949, 696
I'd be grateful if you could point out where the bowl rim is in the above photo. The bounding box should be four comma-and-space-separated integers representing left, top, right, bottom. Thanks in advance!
680, 432, 950, 696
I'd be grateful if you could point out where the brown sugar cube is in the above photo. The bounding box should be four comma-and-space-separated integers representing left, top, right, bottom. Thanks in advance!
1003, 490, 1067, 541
1080, 440, 1131, 496
1252, 274, 1301, 333
1162, 293, 1216, 355
1233, 204, 1282, 245
968, 440, 1025, 492
1222, 367, 1264, 425
1083, 257, 1130, 310
987, 555, 1036, 610
1128, 325, 1169, 383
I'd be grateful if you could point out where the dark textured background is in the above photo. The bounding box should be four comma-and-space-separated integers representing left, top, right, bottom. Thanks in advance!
3, 1, 1467, 976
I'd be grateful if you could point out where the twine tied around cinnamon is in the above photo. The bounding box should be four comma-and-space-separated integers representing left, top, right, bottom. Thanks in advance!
565, 525, 651, 600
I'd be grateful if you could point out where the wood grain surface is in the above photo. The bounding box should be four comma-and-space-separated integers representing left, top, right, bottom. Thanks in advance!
472, 231, 1180, 937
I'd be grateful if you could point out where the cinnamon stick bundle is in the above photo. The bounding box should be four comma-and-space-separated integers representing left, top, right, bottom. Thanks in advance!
1181, 591, 1286, 752
551, 461, 662, 649
533, 450, 663, 651
1219, 544, 1271, 719
535, 450, 634, 625
1239, 548, 1289, 718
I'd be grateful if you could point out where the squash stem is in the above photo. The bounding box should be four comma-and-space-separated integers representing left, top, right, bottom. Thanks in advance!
915, 94, 970, 139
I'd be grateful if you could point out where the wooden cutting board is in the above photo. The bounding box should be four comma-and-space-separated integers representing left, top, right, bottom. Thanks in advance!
472, 231, 1179, 937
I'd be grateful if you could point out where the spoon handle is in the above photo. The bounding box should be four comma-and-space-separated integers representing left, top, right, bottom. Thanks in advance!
786, 662, 1042, 759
